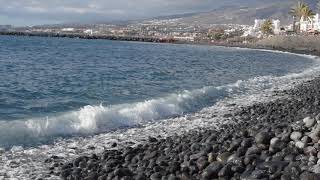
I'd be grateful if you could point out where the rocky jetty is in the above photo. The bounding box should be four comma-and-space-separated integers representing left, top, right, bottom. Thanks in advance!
0, 31, 176, 43
48, 77, 320, 180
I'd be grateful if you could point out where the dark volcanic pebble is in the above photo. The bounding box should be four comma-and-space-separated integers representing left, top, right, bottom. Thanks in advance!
55, 77, 320, 179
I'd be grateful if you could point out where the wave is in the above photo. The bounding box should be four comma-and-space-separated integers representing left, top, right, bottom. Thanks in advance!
0, 74, 293, 148
0, 84, 231, 147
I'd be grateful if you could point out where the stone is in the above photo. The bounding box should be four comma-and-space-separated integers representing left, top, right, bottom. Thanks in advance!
295, 141, 306, 149
167, 174, 179, 180
304, 146, 317, 156
303, 117, 315, 128
114, 168, 133, 177
309, 124, 320, 142
270, 137, 280, 148
313, 165, 320, 174
148, 137, 158, 143
300, 171, 320, 180
246, 146, 261, 156
202, 162, 223, 179
208, 153, 216, 163
241, 138, 252, 148
196, 156, 209, 171
135, 174, 147, 180
218, 164, 233, 177
217, 152, 232, 164
255, 132, 271, 145
290, 132, 302, 142
150, 172, 162, 180
60, 169, 71, 179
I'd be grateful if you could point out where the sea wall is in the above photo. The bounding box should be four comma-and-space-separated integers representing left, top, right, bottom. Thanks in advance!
0, 31, 176, 43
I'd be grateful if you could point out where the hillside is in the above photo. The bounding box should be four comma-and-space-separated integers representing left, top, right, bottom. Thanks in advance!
153, 0, 319, 25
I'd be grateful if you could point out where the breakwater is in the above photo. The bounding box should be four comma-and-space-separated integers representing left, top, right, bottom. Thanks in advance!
0, 31, 177, 43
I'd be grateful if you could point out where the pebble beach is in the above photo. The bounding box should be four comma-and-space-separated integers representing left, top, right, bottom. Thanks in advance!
52, 56, 320, 179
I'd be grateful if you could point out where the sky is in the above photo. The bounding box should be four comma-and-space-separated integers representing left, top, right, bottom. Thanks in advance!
0, 0, 252, 26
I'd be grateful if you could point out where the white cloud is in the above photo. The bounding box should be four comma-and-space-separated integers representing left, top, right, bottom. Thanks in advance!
0, 0, 254, 25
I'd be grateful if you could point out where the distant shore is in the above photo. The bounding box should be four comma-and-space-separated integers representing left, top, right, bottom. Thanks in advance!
0, 31, 177, 43
2, 31, 320, 57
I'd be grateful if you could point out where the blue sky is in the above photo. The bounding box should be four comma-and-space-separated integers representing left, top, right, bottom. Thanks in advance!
0, 0, 251, 26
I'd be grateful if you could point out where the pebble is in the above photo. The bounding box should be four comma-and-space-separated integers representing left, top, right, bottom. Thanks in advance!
290, 132, 302, 142
216, 152, 232, 164
255, 132, 271, 145
303, 117, 315, 128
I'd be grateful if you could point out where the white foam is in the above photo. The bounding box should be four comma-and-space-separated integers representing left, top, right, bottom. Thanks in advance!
1, 48, 320, 179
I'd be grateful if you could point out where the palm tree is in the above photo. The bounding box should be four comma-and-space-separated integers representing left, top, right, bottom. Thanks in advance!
290, 1, 306, 32
261, 20, 273, 35
290, 1, 315, 32
290, 1, 307, 19
302, 5, 315, 20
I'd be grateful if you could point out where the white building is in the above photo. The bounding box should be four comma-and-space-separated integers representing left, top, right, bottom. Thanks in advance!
61, 28, 75, 32
300, 13, 320, 32
253, 19, 266, 31
243, 19, 281, 37
273, 19, 281, 35
84, 29, 93, 35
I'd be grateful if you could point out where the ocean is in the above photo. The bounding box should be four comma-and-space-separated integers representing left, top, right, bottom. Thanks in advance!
0, 35, 320, 179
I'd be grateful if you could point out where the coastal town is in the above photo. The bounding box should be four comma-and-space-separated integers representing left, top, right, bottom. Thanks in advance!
1, 2, 320, 45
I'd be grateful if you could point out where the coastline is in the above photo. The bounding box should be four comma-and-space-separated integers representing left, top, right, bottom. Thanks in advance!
48, 44, 320, 179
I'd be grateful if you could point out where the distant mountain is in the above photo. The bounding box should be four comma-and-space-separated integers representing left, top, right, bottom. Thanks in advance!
150, 0, 319, 26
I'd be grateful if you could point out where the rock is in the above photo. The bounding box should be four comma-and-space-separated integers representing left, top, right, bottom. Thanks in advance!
270, 137, 280, 148
304, 146, 317, 156
190, 152, 205, 160
241, 138, 252, 148
202, 162, 223, 179
196, 156, 209, 171
150, 172, 162, 180
313, 165, 320, 174
309, 124, 320, 142
290, 132, 302, 142
255, 132, 271, 145
111, 142, 117, 147
228, 139, 242, 151
148, 137, 158, 143
0, 148, 5, 154
218, 164, 233, 177
303, 117, 315, 128
167, 174, 179, 180
246, 146, 261, 156
60, 169, 71, 179
300, 171, 320, 180
114, 168, 133, 177
84, 172, 98, 180
249, 170, 268, 179
217, 152, 232, 164
135, 174, 147, 180
295, 141, 306, 149
191, 143, 200, 152
208, 153, 216, 163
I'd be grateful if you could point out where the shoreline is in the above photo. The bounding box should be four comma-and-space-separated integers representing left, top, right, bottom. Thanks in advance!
48, 45, 320, 179
2, 31, 320, 57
